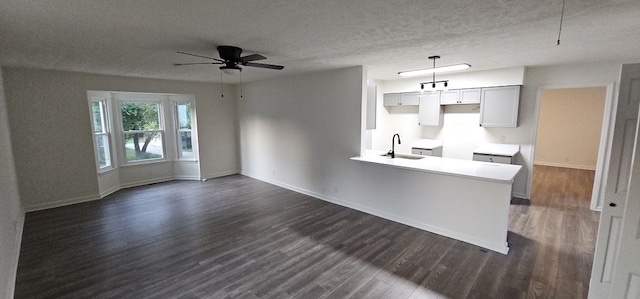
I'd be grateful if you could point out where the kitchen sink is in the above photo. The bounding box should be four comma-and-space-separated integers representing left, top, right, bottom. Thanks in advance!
381, 153, 425, 160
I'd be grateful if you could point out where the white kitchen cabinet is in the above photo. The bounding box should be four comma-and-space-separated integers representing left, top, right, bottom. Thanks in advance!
383, 92, 419, 106
440, 89, 481, 104
418, 93, 443, 126
383, 93, 400, 106
473, 143, 519, 164
401, 93, 419, 105
412, 147, 443, 157
472, 153, 514, 164
459, 88, 481, 104
479, 86, 520, 127
439, 90, 460, 105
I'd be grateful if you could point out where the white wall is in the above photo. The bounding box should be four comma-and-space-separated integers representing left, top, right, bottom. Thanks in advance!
0, 67, 24, 299
2, 67, 239, 211
535, 87, 607, 170
238, 67, 363, 195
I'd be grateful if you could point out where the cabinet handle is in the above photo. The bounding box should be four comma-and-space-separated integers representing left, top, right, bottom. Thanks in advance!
610, 203, 617, 207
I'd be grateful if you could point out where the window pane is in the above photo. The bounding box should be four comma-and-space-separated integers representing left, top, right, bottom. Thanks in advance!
179, 131, 193, 159
92, 101, 103, 132
124, 132, 163, 162
177, 103, 192, 129
120, 102, 160, 131
96, 134, 111, 168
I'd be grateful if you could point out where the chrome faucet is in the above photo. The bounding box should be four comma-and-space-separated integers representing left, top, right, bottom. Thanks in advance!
388, 133, 401, 158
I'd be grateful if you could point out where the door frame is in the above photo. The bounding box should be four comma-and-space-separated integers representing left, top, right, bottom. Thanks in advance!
529, 82, 616, 210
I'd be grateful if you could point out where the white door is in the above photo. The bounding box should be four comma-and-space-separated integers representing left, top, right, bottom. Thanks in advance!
589, 63, 640, 298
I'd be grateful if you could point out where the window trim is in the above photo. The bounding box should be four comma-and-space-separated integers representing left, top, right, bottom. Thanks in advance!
174, 100, 198, 161
88, 97, 113, 172
117, 99, 167, 166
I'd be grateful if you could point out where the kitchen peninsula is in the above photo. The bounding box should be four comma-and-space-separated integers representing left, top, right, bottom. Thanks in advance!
351, 152, 521, 254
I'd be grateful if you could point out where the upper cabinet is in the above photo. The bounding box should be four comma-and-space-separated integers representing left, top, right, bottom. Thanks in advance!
459, 88, 481, 104
418, 93, 444, 126
479, 86, 520, 128
438, 90, 460, 105
383, 92, 419, 106
439, 88, 481, 105
383, 85, 520, 128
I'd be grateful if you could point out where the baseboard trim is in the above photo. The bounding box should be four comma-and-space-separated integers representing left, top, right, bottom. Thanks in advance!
119, 176, 175, 189
513, 192, 528, 200
99, 185, 121, 198
534, 161, 596, 171
27, 173, 224, 212
24, 194, 101, 212
241, 172, 509, 254
173, 175, 201, 181
200, 170, 239, 181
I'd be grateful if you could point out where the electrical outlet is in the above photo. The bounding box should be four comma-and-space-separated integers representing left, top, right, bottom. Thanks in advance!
272, 170, 276, 177
500, 135, 506, 142
333, 187, 338, 194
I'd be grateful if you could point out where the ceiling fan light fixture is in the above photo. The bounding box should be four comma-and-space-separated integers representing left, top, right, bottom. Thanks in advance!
220, 65, 242, 76
398, 63, 471, 77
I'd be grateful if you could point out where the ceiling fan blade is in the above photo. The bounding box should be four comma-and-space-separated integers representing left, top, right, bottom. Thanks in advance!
173, 62, 222, 66
243, 62, 284, 70
240, 54, 267, 63
176, 51, 224, 63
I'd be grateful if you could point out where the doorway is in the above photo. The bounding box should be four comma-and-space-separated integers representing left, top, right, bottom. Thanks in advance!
532, 86, 612, 210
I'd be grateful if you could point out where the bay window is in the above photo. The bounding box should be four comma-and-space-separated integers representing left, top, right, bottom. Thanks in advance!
87, 91, 197, 172
90, 98, 112, 170
176, 102, 195, 160
120, 101, 164, 163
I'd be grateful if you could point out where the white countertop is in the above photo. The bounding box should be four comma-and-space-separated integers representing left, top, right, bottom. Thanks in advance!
412, 139, 443, 150
352, 151, 522, 183
473, 143, 520, 157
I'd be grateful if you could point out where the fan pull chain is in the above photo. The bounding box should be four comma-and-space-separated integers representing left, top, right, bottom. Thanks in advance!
220, 69, 224, 98
557, 0, 566, 45
240, 71, 243, 98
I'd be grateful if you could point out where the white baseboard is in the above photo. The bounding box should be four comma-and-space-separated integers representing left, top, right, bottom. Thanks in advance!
99, 185, 121, 198
200, 170, 238, 181
24, 194, 101, 212
173, 175, 201, 181
512, 191, 529, 200
27, 173, 224, 212
119, 176, 175, 189
241, 171, 509, 254
534, 161, 596, 171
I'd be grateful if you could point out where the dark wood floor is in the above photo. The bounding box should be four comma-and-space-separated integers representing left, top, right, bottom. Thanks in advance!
15, 165, 600, 298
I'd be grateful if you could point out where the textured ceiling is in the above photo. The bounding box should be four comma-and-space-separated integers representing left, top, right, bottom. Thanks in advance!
1, 0, 639, 83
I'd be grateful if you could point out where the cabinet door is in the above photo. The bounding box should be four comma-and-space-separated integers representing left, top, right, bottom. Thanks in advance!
439, 90, 459, 105
418, 93, 443, 126
400, 92, 419, 105
383, 93, 401, 106
472, 154, 513, 164
479, 86, 520, 127
412, 148, 433, 156
460, 88, 481, 104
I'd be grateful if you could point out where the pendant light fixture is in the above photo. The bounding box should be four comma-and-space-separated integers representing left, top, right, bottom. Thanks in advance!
416, 56, 459, 91
398, 56, 470, 78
